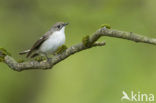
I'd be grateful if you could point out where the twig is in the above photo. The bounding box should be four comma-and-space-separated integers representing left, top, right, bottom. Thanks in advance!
1, 27, 156, 71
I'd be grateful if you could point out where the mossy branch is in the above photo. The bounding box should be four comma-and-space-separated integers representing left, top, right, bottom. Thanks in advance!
1, 26, 156, 71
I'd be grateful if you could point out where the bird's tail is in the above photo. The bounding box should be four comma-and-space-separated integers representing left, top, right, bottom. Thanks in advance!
19, 50, 30, 55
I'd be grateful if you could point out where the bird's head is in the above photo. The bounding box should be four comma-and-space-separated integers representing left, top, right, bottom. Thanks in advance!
52, 22, 69, 32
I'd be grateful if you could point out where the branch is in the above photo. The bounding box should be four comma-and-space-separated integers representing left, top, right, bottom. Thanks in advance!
1, 27, 156, 71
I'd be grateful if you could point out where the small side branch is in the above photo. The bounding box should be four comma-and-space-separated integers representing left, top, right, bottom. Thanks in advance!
1, 27, 156, 71
98, 28, 156, 45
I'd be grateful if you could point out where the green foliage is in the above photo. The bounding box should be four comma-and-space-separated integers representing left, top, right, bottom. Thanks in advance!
55, 45, 68, 54
82, 35, 91, 47
101, 24, 111, 29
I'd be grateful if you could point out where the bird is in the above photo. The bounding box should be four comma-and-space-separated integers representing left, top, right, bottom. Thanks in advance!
19, 22, 68, 60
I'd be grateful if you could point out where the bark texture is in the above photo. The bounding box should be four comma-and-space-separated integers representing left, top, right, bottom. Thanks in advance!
0, 27, 156, 71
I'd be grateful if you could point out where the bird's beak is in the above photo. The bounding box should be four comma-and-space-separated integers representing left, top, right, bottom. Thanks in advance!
64, 22, 69, 26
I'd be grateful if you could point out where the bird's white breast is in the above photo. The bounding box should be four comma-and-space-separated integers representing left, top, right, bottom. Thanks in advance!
39, 27, 65, 54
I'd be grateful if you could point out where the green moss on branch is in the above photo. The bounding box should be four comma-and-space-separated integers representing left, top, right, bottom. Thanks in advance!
34, 56, 46, 62
82, 35, 91, 47
55, 45, 68, 54
17, 59, 25, 63
0, 48, 11, 62
101, 24, 111, 29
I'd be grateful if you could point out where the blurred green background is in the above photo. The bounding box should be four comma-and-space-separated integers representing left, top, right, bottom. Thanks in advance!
0, 0, 156, 103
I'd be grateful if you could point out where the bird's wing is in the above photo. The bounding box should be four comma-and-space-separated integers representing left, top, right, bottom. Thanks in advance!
26, 32, 51, 58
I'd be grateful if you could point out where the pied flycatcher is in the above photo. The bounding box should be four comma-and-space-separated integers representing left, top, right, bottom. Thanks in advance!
19, 22, 68, 60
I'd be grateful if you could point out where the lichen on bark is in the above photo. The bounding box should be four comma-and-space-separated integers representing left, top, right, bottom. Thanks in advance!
0, 48, 11, 62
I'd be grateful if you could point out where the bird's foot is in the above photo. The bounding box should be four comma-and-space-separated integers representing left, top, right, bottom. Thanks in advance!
47, 57, 52, 62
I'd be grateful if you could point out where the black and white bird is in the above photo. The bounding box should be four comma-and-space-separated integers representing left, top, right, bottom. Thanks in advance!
19, 22, 68, 60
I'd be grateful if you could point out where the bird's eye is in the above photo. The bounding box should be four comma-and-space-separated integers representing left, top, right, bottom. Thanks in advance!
57, 25, 61, 28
